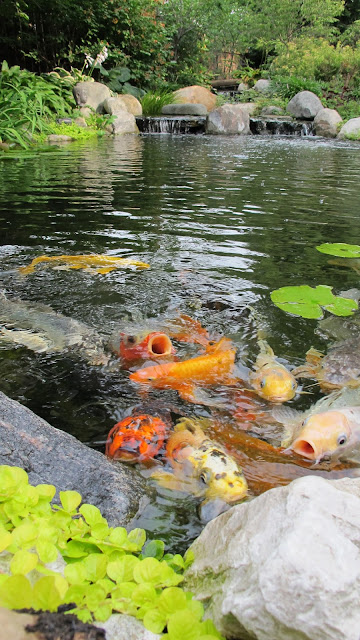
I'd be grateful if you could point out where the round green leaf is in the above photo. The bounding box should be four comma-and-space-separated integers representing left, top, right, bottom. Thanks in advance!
143, 608, 167, 634
107, 555, 140, 582
133, 557, 162, 584
0, 529, 12, 552
142, 539, 165, 560
36, 540, 58, 564
79, 504, 104, 527
317, 243, 360, 258
32, 576, 62, 611
108, 527, 127, 547
324, 296, 358, 316
64, 561, 88, 585
0, 575, 33, 609
158, 587, 187, 615
10, 550, 38, 575
59, 490, 82, 513
83, 553, 108, 582
132, 582, 157, 606
167, 610, 201, 640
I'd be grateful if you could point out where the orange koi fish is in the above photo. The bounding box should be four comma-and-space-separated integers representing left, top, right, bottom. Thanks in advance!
111, 332, 175, 363
105, 414, 169, 463
249, 340, 297, 404
167, 314, 211, 347
129, 341, 237, 403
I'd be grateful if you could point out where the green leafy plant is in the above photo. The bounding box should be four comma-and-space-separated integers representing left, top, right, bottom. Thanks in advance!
0, 465, 223, 640
141, 90, 176, 116
270, 285, 358, 319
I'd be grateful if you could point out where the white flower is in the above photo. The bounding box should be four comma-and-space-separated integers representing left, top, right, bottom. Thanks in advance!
84, 53, 94, 69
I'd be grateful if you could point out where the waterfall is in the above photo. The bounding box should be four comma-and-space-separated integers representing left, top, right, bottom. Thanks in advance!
250, 118, 315, 136
136, 116, 206, 134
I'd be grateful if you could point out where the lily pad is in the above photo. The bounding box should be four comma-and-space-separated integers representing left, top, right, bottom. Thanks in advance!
316, 243, 360, 258
270, 285, 358, 319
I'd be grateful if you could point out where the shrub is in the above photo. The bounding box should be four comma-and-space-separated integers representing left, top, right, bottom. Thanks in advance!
0, 465, 224, 639
141, 90, 176, 116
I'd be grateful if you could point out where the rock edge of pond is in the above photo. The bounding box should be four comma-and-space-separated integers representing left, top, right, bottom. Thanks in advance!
0, 391, 151, 526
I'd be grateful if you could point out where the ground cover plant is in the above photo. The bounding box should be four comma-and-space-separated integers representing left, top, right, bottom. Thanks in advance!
0, 465, 223, 640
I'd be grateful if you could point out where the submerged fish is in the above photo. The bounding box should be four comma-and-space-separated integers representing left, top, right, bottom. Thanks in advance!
293, 343, 360, 393
152, 417, 248, 517
106, 414, 169, 463
129, 341, 237, 403
110, 331, 175, 363
0, 292, 108, 364
19, 254, 149, 275
276, 387, 360, 464
249, 340, 297, 403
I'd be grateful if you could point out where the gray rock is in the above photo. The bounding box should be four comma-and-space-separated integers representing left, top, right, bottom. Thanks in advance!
79, 106, 92, 118
73, 81, 111, 113
237, 82, 249, 92
47, 135, 74, 143
206, 104, 250, 135
161, 103, 208, 116
287, 90, 323, 120
74, 117, 88, 128
0, 392, 149, 526
338, 117, 360, 140
103, 97, 128, 116
185, 475, 360, 640
314, 108, 342, 137
111, 111, 138, 135
56, 118, 73, 125
261, 105, 284, 116
96, 614, 160, 640
253, 79, 271, 93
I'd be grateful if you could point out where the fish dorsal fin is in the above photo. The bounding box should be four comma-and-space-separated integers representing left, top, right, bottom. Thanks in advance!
310, 387, 360, 412
258, 339, 274, 358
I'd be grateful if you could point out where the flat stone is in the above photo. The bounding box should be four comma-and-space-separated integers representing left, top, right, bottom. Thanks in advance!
338, 117, 360, 140
47, 135, 74, 143
287, 90, 323, 120
185, 475, 360, 640
0, 392, 149, 526
56, 118, 73, 124
161, 103, 208, 116
74, 116, 87, 128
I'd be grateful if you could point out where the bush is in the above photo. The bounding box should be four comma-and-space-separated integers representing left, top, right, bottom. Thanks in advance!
270, 75, 325, 100
0, 465, 224, 639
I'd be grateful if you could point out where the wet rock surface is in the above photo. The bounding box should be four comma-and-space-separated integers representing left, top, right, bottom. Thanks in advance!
0, 392, 150, 526
184, 475, 360, 640
95, 614, 160, 640
207, 104, 250, 135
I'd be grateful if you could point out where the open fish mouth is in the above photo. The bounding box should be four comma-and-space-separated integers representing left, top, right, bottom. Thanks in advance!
147, 333, 173, 356
291, 438, 317, 460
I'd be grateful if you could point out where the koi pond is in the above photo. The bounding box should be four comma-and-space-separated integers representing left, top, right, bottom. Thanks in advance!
1, 134, 360, 551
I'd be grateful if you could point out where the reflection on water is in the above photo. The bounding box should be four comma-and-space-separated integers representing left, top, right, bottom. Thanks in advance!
1, 135, 360, 551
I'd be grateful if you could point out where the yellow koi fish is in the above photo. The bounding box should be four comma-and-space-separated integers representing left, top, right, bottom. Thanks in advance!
152, 417, 248, 519
249, 340, 297, 403
19, 254, 149, 275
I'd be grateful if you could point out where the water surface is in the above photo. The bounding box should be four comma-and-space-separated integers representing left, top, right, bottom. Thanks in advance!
1, 134, 360, 549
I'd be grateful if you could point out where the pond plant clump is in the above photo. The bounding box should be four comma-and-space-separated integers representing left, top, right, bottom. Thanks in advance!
0, 465, 224, 639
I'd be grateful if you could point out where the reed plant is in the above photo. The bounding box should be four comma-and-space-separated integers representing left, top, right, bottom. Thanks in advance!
140, 90, 176, 116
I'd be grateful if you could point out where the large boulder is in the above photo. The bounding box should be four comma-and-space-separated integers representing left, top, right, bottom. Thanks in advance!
0, 391, 149, 525
206, 104, 250, 135
338, 117, 360, 140
287, 90, 323, 120
174, 85, 217, 111
119, 94, 143, 116
103, 96, 128, 115
253, 79, 271, 93
162, 103, 208, 116
73, 81, 111, 113
110, 111, 138, 135
314, 108, 342, 137
185, 475, 360, 640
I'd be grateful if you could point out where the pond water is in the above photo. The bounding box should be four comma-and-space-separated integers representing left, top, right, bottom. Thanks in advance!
1, 134, 360, 551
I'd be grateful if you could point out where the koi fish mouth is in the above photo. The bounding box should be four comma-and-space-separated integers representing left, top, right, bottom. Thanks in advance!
147, 333, 173, 356
291, 438, 317, 460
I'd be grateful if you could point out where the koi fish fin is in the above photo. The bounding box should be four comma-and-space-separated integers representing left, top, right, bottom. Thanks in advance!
305, 347, 324, 365
271, 406, 302, 447
177, 384, 229, 408
0, 327, 51, 353
257, 339, 275, 359
150, 469, 196, 493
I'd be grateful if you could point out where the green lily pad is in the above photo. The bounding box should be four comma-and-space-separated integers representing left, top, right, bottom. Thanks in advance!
270, 285, 358, 319
316, 243, 360, 258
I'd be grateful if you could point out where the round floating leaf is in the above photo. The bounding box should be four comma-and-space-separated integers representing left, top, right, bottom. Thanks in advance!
271, 285, 358, 319
317, 243, 360, 258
